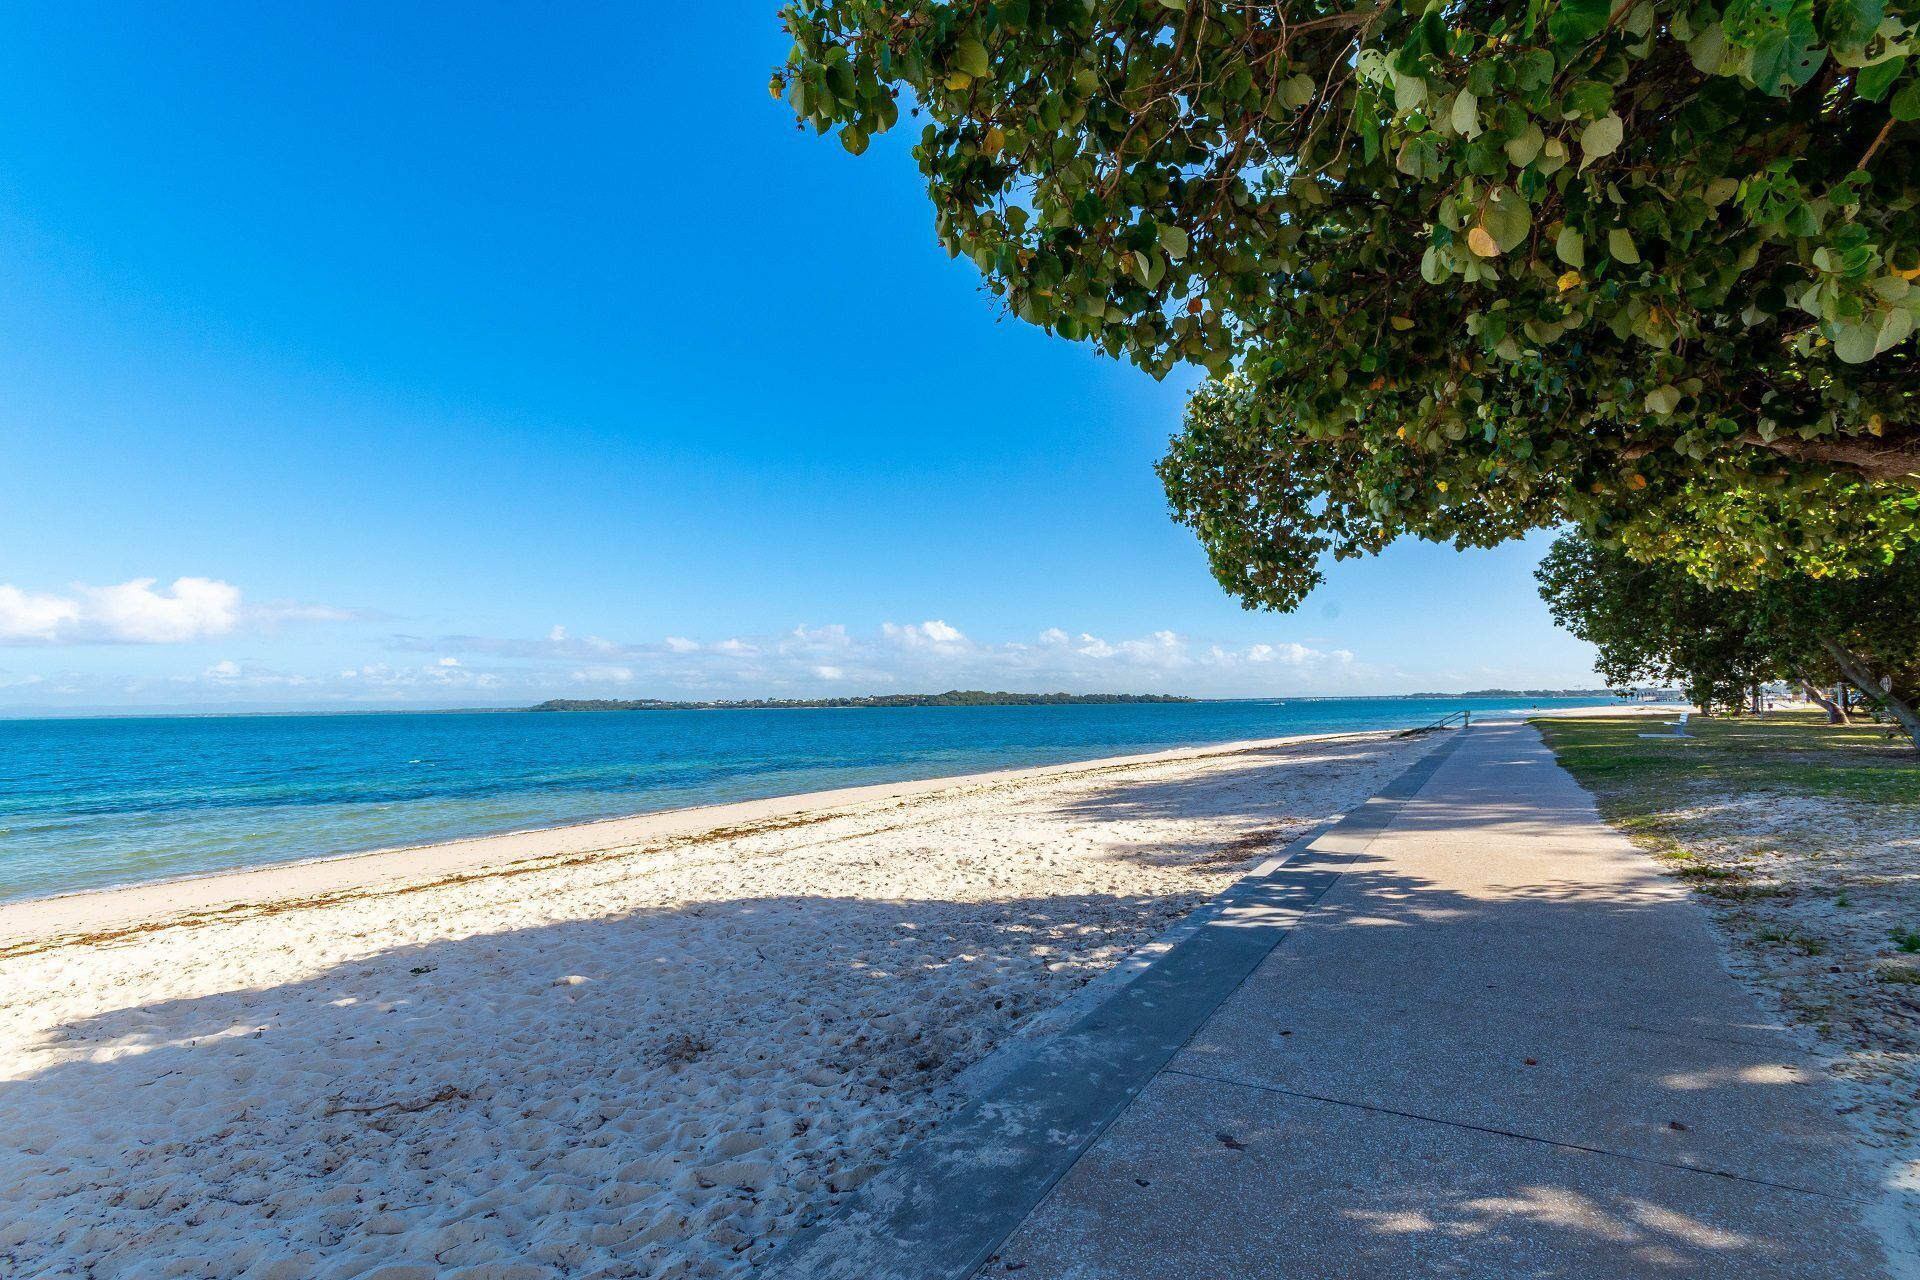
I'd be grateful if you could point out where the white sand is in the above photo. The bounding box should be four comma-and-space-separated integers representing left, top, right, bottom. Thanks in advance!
0, 729, 1432, 1280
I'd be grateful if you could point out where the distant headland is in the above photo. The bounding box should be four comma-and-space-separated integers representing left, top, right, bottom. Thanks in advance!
529, 691, 1197, 712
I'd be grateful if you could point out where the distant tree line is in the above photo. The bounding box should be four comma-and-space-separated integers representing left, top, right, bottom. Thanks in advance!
529, 691, 1196, 712
1403, 688, 1639, 699
1536, 534, 1920, 747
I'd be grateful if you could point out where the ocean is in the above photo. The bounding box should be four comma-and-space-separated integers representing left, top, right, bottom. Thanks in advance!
0, 696, 1619, 902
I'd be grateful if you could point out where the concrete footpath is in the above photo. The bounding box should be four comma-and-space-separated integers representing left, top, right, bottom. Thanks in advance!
771, 720, 1898, 1279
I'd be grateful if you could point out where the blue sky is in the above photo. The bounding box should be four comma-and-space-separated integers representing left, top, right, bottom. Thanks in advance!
0, 4, 1598, 712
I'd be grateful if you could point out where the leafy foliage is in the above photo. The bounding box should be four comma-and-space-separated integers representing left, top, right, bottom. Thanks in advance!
1535, 530, 1920, 738
1535, 530, 1781, 710
778, 0, 1920, 608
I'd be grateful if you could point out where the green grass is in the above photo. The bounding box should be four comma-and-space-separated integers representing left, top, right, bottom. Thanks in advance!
1534, 711, 1920, 810
1754, 927, 1827, 955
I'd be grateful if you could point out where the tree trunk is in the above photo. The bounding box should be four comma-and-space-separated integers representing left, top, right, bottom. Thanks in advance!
1798, 678, 1848, 724
1739, 425, 1920, 483
1819, 637, 1920, 750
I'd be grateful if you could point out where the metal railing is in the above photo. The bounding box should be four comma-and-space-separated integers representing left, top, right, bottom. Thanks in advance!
1397, 709, 1471, 738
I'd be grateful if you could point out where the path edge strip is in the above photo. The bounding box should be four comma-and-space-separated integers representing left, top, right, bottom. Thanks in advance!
762, 728, 1470, 1280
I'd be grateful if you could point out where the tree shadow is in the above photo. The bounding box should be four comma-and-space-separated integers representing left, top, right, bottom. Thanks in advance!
1, 739, 1888, 1279
1044, 739, 1421, 867
0, 888, 1197, 1279
981, 856, 1888, 1278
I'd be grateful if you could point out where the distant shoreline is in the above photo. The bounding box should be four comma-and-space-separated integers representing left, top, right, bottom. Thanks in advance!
527, 688, 1645, 713
0, 690, 1672, 723
529, 691, 1197, 712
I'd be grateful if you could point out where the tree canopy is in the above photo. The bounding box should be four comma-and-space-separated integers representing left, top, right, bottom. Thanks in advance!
777, 0, 1920, 607
1536, 530, 1920, 740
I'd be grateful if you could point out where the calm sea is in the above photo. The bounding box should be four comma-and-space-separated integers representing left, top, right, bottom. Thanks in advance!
0, 697, 1617, 902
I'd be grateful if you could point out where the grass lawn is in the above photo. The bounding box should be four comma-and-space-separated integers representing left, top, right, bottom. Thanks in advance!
1536, 709, 1919, 809
1535, 708, 1920, 1165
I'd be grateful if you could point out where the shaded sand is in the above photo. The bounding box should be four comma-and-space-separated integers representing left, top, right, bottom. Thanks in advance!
1629, 785, 1920, 1253
0, 729, 1433, 1279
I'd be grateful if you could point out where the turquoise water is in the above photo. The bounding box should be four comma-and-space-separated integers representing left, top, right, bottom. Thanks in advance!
0, 698, 1618, 902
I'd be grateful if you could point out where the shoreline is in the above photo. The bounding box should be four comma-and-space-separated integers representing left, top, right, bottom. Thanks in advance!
1, 704, 1685, 950
0, 728, 1389, 949
0, 693, 1646, 723
0, 723, 1443, 1277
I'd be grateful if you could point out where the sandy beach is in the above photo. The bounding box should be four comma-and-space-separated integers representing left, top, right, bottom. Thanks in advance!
0, 728, 1434, 1279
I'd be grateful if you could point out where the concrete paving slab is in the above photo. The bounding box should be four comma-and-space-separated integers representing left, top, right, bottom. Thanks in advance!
760, 734, 1467, 1280
990, 721, 1894, 1277
1175, 1014, 1853, 1196
987, 1068, 1886, 1280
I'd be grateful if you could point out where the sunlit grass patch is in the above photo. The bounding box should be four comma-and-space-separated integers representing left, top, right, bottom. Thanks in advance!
1536, 712, 1919, 811
1536, 707, 1919, 1127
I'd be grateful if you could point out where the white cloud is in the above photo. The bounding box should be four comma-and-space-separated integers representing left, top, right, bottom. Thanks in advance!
337, 661, 503, 694
0, 614, 1378, 710
569, 665, 634, 685
881, 619, 971, 654
0, 587, 80, 642
367, 619, 1370, 702
1246, 642, 1339, 665
0, 577, 347, 646
190, 659, 318, 689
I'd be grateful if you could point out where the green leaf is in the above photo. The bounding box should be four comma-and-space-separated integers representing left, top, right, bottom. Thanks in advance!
1609, 228, 1641, 264
1452, 89, 1482, 137
1688, 23, 1728, 74
1747, 24, 1826, 97
1857, 56, 1905, 103
1561, 80, 1613, 117
1505, 123, 1545, 168
1516, 50, 1557, 92
1393, 72, 1428, 112
1578, 113, 1623, 168
953, 38, 990, 79
1832, 320, 1877, 363
1548, 0, 1612, 46
1484, 186, 1533, 253
1158, 224, 1190, 259
1645, 385, 1681, 414
1556, 226, 1586, 267
1893, 79, 1920, 121
1878, 306, 1915, 353
1823, 0, 1883, 48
